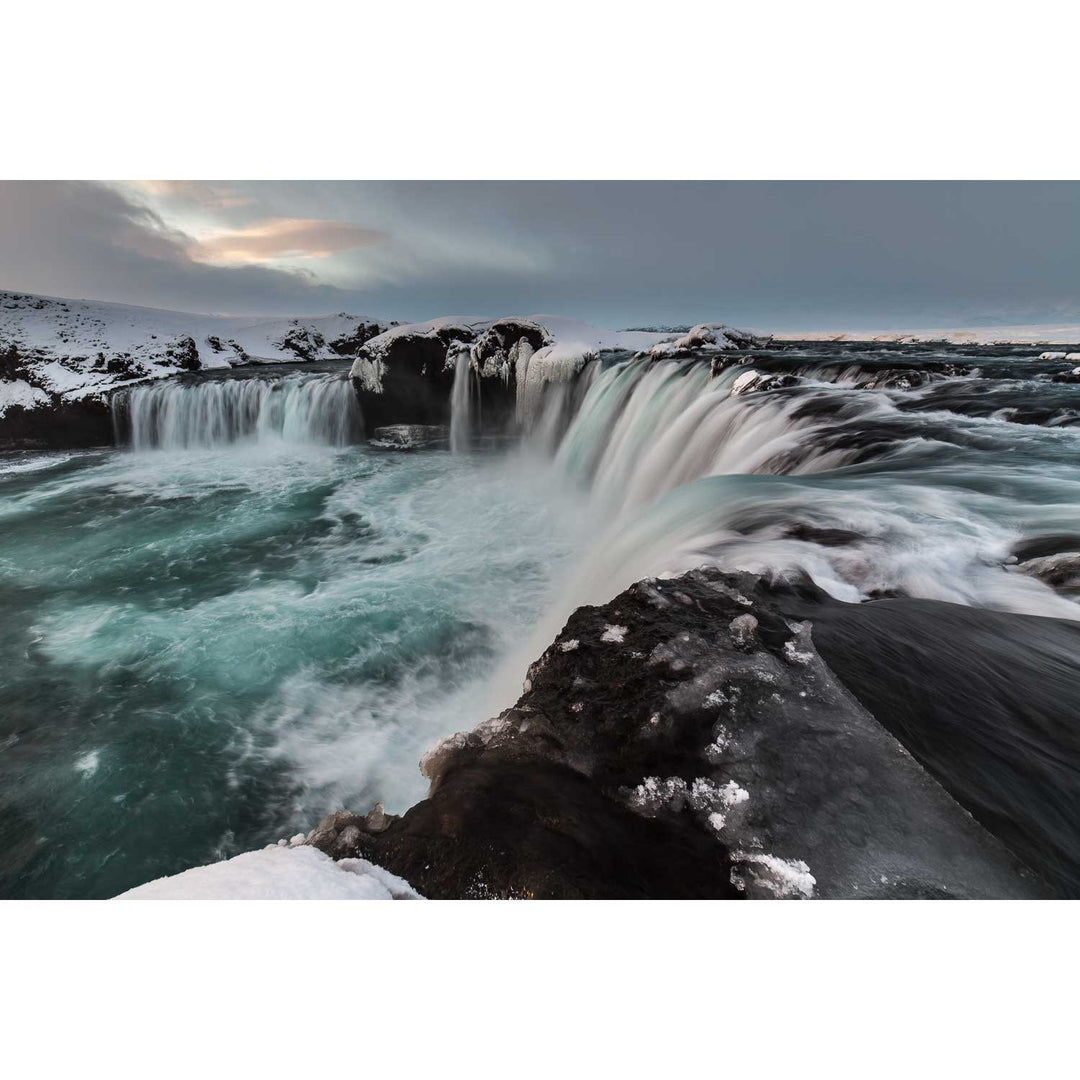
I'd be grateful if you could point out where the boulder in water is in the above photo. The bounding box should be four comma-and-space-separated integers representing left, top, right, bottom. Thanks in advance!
1014, 551, 1080, 594
351, 321, 474, 429
730, 369, 800, 395
369, 424, 449, 450
351, 318, 555, 432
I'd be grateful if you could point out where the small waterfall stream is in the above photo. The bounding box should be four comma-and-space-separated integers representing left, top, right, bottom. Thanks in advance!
449, 351, 477, 454
114, 373, 363, 450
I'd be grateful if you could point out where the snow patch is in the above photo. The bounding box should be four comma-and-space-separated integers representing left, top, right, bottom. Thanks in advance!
731, 370, 762, 395
0, 378, 50, 416
782, 627, 815, 666
734, 851, 816, 899
704, 725, 731, 764
115, 844, 422, 900
601, 624, 628, 644
648, 323, 764, 359
626, 774, 749, 823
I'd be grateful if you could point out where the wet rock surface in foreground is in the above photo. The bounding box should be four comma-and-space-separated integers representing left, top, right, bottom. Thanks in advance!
306, 569, 1063, 899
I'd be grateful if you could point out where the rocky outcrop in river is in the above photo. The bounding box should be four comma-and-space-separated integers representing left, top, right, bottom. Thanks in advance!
304, 568, 1061, 899
349, 316, 767, 435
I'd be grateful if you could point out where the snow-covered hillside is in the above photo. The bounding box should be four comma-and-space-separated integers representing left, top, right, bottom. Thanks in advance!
0, 290, 391, 415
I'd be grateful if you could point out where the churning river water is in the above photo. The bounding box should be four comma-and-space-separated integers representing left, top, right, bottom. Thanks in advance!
2, 344, 1079, 896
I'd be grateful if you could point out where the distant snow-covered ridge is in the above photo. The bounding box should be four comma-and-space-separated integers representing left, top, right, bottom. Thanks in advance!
0, 289, 392, 416
773, 323, 1080, 346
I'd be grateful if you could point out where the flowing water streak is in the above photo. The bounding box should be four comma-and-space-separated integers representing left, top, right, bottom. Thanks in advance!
542, 358, 860, 515
449, 350, 475, 454
515, 351, 1080, 641
117, 373, 362, 450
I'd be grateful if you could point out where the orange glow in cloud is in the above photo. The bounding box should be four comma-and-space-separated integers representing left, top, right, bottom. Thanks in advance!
188, 218, 386, 264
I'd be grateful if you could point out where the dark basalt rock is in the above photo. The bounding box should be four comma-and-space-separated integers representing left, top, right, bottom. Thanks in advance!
1050, 368, 1080, 384
468, 320, 552, 427
721, 327, 767, 351
1008, 535, 1080, 595
308, 764, 738, 900
710, 354, 754, 378
710, 355, 969, 390
1013, 552, 1080, 595
164, 335, 201, 372
0, 395, 114, 450
310, 568, 1050, 899
350, 319, 552, 434
782, 523, 864, 547
856, 368, 931, 390
1012, 534, 1080, 562
0, 341, 23, 380
205, 335, 250, 363
327, 320, 387, 357
369, 424, 449, 451
352, 326, 475, 429
307, 806, 400, 860
275, 324, 327, 362
471, 320, 548, 370
777, 583, 1080, 897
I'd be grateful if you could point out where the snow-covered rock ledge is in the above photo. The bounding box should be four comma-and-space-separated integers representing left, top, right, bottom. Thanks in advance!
116, 842, 421, 900
349, 316, 768, 432
0, 290, 391, 448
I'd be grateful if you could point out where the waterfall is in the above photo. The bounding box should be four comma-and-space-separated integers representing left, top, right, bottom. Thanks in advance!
531, 357, 867, 516
115, 373, 363, 450
449, 350, 475, 454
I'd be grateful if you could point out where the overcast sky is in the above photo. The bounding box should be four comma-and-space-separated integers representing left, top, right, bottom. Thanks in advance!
0, 180, 1076, 331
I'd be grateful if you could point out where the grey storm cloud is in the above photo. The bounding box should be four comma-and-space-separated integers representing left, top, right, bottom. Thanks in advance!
0, 180, 1077, 329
